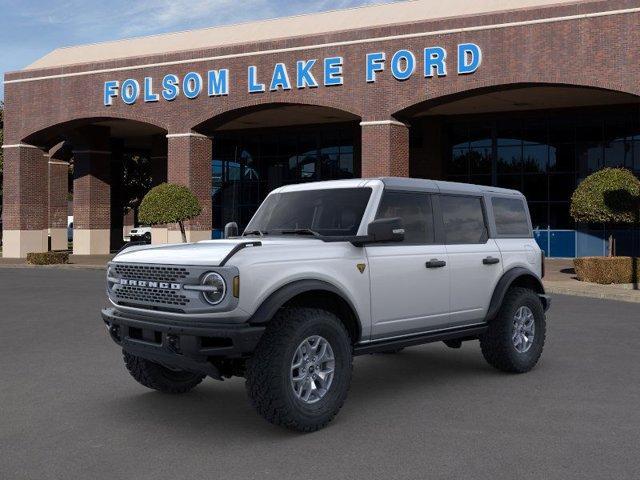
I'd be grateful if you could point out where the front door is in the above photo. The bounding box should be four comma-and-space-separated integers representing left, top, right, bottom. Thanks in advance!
366, 191, 450, 340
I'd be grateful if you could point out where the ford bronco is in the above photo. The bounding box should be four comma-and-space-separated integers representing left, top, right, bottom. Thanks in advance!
102, 178, 550, 431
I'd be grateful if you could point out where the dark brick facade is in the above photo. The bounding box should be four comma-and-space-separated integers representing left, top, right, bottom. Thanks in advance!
2, 0, 639, 255
166, 134, 213, 232
2, 146, 48, 230
361, 122, 410, 177
48, 160, 68, 230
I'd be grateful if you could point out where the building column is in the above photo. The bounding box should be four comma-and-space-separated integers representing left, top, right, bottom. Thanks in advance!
48, 144, 70, 251
72, 126, 112, 255
166, 132, 212, 243
360, 120, 410, 177
150, 134, 169, 245
151, 134, 168, 186
1, 143, 49, 258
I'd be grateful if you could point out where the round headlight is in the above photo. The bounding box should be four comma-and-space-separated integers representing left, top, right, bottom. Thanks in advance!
201, 272, 226, 305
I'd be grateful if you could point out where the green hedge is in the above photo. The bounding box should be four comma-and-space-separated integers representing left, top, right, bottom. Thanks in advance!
570, 168, 640, 224
573, 256, 640, 284
27, 251, 69, 265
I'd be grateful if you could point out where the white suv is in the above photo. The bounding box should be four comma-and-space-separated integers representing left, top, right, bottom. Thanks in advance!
102, 178, 550, 431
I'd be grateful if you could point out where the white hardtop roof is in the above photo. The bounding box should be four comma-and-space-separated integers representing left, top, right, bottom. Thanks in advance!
26, 0, 583, 70
274, 178, 522, 196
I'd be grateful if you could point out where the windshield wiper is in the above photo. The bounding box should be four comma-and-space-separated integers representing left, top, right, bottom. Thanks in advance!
274, 228, 321, 237
243, 230, 267, 237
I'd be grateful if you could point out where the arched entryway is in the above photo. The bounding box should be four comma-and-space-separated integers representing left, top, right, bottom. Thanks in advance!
3, 118, 167, 257
194, 103, 361, 237
396, 84, 640, 257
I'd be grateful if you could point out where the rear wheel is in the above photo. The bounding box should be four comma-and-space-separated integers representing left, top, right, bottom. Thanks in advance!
123, 351, 205, 393
479, 287, 546, 373
245, 307, 353, 432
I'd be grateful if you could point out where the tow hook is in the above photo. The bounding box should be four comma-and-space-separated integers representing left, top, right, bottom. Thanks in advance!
105, 323, 121, 342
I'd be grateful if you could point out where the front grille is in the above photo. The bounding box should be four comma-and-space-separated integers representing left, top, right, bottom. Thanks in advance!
110, 263, 194, 311
116, 285, 190, 307
114, 264, 189, 283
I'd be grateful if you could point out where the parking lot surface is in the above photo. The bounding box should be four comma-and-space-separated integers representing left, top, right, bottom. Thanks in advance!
1, 268, 639, 480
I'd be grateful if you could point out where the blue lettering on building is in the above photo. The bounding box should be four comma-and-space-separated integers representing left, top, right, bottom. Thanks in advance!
296, 60, 318, 89
270, 63, 292, 91
103, 44, 482, 106
207, 69, 229, 96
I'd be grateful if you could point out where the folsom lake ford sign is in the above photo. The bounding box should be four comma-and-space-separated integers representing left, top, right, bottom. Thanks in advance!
103, 43, 482, 106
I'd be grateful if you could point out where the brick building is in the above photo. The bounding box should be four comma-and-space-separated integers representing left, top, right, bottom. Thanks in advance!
3, 0, 640, 257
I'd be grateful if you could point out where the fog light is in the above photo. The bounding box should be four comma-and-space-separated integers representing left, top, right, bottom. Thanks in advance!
201, 272, 226, 305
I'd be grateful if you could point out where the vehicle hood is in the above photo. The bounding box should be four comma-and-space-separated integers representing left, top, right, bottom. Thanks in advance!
112, 237, 325, 266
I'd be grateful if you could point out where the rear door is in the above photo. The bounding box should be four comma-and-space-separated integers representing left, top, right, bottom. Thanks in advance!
366, 190, 450, 339
439, 194, 503, 325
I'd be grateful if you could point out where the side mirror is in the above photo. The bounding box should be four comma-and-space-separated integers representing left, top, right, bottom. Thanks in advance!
224, 222, 239, 238
366, 217, 405, 243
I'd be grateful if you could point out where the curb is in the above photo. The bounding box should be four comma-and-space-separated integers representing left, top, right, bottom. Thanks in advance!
0, 264, 106, 271
544, 283, 640, 304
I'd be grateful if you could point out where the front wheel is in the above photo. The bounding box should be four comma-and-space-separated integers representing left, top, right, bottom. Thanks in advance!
245, 307, 353, 432
479, 287, 546, 373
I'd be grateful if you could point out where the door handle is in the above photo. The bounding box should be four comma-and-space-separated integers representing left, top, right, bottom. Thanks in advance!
426, 259, 447, 268
483, 256, 500, 265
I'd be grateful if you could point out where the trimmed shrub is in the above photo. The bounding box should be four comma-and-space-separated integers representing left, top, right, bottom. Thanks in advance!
570, 168, 640, 256
138, 183, 202, 243
573, 256, 640, 284
27, 251, 69, 265
570, 168, 640, 224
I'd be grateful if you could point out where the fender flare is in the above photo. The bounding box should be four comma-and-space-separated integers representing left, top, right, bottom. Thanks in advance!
485, 267, 546, 321
248, 279, 362, 335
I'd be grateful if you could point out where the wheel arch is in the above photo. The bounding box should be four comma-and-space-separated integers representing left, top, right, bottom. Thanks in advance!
485, 268, 546, 322
248, 279, 362, 343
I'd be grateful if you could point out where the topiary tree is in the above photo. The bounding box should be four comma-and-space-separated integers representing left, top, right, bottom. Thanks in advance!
138, 183, 202, 243
570, 168, 640, 256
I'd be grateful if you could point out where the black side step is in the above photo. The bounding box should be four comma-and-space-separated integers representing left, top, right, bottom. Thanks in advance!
353, 324, 487, 356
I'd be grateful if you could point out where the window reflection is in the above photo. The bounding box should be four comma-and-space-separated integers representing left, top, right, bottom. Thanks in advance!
211, 124, 358, 234
444, 107, 640, 229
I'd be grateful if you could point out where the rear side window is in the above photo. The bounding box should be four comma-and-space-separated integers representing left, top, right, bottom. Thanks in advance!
492, 197, 531, 236
440, 195, 487, 244
376, 191, 434, 244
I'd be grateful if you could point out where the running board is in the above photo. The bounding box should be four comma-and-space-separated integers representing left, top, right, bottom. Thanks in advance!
353, 324, 487, 356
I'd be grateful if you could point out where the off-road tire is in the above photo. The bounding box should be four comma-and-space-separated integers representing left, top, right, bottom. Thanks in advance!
479, 287, 546, 373
123, 351, 205, 393
245, 307, 353, 432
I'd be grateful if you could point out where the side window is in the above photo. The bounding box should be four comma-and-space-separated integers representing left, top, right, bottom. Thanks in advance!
440, 195, 487, 244
375, 191, 434, 244
492, 197, 531, 236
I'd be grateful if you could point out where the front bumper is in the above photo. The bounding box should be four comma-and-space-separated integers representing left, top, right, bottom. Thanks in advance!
102, 308, 265, 377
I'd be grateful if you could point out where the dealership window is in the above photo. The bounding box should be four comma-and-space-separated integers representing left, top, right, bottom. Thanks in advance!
443, 106, 640, 230
211, 123, 359, 236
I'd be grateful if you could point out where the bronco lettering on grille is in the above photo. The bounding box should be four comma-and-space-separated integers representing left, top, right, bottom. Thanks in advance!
119, 279, 181, 290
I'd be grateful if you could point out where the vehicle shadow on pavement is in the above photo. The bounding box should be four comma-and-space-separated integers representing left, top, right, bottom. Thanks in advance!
98, 344, 496, 437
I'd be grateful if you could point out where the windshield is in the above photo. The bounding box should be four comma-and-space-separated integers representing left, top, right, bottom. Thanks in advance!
245, 188, 372, 237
